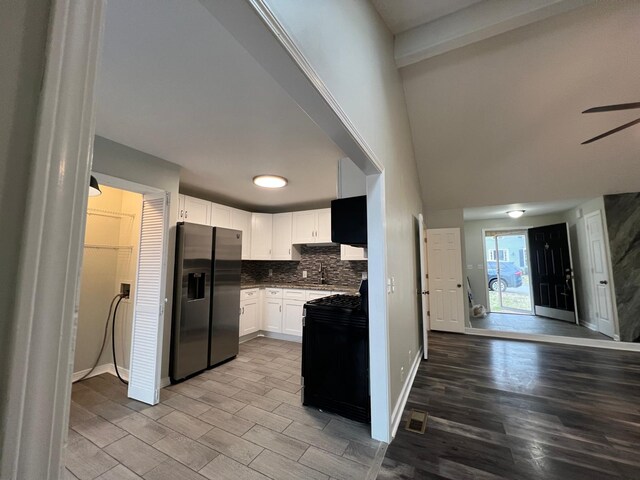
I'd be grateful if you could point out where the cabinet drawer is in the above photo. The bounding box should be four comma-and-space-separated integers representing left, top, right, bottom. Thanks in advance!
265, 288, 283, 298
241, 288, 259, 300
283, 289, 305, 301
306, 290, 331, 301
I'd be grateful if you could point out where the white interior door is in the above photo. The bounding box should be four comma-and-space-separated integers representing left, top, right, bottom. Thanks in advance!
418, 215, 429, 359
426, 228, 465, 333
128, 192, 168, 405
585, 211, 615, 338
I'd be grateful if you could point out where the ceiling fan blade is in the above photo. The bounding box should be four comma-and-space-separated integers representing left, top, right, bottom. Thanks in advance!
582, 102, 640, 113
582, 116, 640, 144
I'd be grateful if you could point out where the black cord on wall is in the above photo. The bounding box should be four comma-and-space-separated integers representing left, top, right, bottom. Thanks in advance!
112, 294, 129, 385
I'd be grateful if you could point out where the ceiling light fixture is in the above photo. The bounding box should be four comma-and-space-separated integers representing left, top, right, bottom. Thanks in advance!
253, 175, 288, 189
507, 210, 525, 219
89, 175, 102, 197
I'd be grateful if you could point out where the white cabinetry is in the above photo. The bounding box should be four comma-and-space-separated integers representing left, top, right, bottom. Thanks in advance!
210, 202, 232, 228
316, 208, 332, 243
272, 213, 300, 260
292, 209, 332, 244
283, 299, 305, 336
263, 293, 283, 333
340, 244, 367, 261
292, 210, 316, 244
231, 208, 252, 260
177, 194, 186, 221
240, 299, 259, 336
183, 195, 210, 225
251, 213, 273, 260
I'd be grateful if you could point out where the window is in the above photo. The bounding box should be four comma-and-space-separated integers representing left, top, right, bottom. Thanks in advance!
488, 249, 509, 262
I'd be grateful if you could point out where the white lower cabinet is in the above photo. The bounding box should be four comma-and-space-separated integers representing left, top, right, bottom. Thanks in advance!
263, 298, 283, 333
241, 287, 349, 338
282, 299, 305, 336
240, 299, 259, 336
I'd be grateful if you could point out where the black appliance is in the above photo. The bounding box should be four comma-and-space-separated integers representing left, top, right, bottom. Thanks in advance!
331, 196, 367, 247
301, 293, 370, 423
170, 223, 241, 383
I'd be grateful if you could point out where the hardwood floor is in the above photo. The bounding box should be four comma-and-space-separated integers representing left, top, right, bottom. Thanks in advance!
381, 333, 640, 480
469, 312, 612, 340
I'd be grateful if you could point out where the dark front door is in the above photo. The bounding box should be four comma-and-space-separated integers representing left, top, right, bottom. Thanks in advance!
527, 223, 576, 323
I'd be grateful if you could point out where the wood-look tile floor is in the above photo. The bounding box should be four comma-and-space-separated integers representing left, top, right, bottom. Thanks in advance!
66, 337, 385, 480
381, 333, 640, 480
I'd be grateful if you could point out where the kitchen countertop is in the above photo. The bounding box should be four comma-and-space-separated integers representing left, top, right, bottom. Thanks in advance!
241, 282, 358, 294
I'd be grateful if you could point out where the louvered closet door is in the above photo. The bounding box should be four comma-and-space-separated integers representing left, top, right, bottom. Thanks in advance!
128, 193, 168, 405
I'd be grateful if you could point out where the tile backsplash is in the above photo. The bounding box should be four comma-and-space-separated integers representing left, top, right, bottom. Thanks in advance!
241, 245, 367, 287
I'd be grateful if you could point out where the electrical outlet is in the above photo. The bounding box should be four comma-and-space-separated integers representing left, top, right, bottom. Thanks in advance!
302, 270, 307, 278
120, 283, 131, 299
400, 366, 405, 382
268, 269, 273, 277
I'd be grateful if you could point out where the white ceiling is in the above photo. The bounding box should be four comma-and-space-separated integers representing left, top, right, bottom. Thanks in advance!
370, 0, 484, 34
464, 198, 590, 221
402, 2, 640, 213
96, 0, 344, 212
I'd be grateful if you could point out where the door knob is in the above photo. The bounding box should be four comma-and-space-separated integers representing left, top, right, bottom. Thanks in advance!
600, 280, 608, 285
457, 284, 462, 288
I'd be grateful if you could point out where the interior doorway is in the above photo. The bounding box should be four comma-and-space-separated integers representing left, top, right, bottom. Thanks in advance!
72, 173, 169, 406
484, 229, 533, 314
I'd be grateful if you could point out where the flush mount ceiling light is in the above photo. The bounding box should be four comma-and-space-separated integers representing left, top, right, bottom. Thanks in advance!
507, 210, 525, 219
89, 175, 102, 197
253, 175, 288, 189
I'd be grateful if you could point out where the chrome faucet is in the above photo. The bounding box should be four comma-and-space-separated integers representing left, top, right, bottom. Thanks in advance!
319, 262, 327, 285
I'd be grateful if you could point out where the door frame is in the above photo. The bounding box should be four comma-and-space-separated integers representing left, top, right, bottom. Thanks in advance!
1, 1, 105, 477
583, 210, 619, 338
92, 173, 169, 403
417, 214, 429, 359
481, 227, 534, 315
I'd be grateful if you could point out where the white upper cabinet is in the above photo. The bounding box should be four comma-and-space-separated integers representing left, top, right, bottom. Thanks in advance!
316, 208, 332, 243
177, 194, 186, 221
292, 210, 316, 244
251, 213, 273, 260
231, 208, 252, 260
210, 202, 232, 228
292, 208, 333, 244
340, 244, 367, 261
272, 213, 300, 260
183, 196, 210, 225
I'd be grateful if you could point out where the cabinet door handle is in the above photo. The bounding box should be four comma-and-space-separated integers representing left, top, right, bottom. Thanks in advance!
279, 305, 281, 312
185, 211, 188, 219
180, 209, 184, 218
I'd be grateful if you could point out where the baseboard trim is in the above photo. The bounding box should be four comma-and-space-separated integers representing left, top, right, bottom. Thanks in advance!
465, 328, 639, 351
390, 346, 423, 439
259, 331, 302, 343
72, 363, 130, 383
579, 320, 597, 331
239, 331, 261, 343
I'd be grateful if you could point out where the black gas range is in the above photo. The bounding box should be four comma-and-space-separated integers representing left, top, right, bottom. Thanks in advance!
301, 292, 370, 423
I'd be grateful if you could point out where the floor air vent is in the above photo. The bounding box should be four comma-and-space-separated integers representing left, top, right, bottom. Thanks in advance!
405, 410, 428, 434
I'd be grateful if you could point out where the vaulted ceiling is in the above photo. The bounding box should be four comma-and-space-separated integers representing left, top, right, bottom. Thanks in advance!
96, 0, 344, 212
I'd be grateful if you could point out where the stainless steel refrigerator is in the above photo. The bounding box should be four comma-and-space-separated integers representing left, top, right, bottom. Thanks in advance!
171, 223, 241, 383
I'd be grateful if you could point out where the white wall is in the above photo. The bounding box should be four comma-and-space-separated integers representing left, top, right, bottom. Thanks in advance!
74, 186, 142, 374
263, 0, 424, 436
91, 136, 181, 378
464, 212, 567, 311
402, 1, 640, 212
